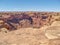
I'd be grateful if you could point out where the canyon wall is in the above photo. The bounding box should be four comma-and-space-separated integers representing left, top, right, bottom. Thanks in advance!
0, 12, 60, 31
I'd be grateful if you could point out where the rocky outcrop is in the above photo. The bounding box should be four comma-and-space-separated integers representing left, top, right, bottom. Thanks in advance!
45, 21, 60, 39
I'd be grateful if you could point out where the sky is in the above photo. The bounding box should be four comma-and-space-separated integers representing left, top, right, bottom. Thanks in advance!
0, 0, 60, 12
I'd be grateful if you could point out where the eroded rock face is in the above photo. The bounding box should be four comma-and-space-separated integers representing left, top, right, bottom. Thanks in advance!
0, 14, 33, 30
0, 12, 60, 31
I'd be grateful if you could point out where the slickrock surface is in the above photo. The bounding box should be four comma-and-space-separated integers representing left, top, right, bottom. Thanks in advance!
0, 12, 60, 45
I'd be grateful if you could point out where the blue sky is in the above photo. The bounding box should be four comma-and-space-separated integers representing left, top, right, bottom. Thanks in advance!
0, 0, 60, 12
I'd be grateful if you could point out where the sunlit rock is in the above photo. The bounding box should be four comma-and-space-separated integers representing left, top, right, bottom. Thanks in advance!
45, 26, 60, 39
51, 21, 60, 26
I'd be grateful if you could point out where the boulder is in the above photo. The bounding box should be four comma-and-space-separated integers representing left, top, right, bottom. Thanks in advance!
0, 28, 8, 33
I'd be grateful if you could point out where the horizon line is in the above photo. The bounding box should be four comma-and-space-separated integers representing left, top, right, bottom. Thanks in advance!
0, 11, 60, 12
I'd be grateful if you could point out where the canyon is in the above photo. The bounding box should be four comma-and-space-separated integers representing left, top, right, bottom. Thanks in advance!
0, 12, 60, 45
